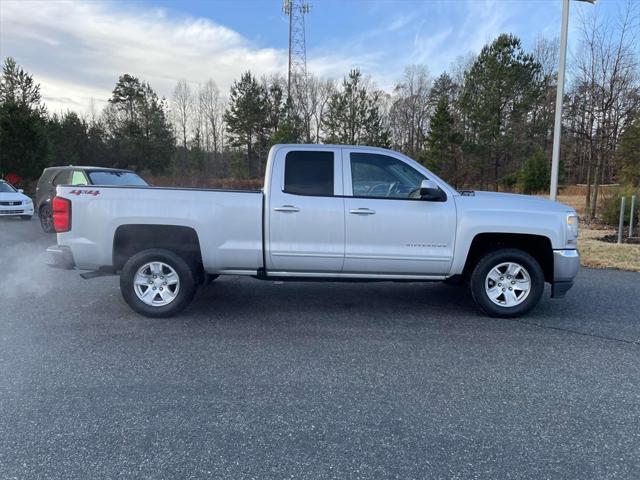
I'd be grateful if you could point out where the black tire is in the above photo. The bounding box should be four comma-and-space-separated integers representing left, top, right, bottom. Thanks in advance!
21, 215, 32, 221
120, 248, 197, 318
39, 204, 54, 233
470, 248, 544, 318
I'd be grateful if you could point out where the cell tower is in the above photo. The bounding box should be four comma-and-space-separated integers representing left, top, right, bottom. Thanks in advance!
283, 0, 311, 96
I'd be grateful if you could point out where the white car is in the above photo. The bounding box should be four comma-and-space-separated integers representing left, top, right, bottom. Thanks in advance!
0, 180, 34, 220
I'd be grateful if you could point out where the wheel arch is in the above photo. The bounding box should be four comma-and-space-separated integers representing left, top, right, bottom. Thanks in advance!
112, 224, 203, 275
462, 233, 554, 283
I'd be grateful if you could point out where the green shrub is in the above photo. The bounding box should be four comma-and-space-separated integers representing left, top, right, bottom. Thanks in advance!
517, 150, 550, 194
601, 187, 640, 225
229, 151, 250, 179
416, 150, 440, 174
500, 172, 518, 191
617, 117, 640, 187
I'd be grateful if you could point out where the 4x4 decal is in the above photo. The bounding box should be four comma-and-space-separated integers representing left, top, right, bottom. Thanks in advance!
69, 189, 100, 196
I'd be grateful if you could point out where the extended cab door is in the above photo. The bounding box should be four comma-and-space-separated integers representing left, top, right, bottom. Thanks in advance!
342, 149, 456, 276
265, 147, 345, 273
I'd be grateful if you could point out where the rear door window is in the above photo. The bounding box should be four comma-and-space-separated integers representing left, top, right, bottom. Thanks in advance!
70, 171, 88, 185
283, 151, 334, 196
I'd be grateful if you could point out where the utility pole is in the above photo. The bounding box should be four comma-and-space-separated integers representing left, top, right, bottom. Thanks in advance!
549, 0, 596, 201
283, 0, 310, 97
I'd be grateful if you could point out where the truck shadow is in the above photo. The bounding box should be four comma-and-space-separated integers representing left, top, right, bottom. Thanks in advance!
189, 277, 487, 323
179, 272, 640, 344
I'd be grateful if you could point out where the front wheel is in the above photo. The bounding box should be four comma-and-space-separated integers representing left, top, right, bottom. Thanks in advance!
120, 249, 197, 318
470, 249, 544, 318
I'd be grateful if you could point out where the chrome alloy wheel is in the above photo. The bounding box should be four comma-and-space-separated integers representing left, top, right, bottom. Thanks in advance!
485, 262, 531, 307
133, 261, 180, 307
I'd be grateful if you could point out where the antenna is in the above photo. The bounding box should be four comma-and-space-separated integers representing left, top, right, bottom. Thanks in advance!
283, 0, 311, 97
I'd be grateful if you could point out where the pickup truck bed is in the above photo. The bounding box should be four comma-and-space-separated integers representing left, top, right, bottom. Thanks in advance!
59, 186, 264, 273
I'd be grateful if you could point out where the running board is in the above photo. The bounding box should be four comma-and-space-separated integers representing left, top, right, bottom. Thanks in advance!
257, 271, 446, 282
80, 270, 115, 280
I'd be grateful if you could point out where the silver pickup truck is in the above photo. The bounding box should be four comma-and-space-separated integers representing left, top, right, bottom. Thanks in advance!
47, 144, 580, 318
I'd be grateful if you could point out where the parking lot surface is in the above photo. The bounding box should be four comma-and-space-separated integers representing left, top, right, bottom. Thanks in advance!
1, 217, 639, 479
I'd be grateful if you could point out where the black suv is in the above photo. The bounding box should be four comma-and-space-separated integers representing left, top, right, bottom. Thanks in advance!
36, 166, 147, 232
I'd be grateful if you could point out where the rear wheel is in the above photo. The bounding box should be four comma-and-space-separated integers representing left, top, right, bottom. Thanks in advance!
120, 249, 197, 318
39, 204, 54, 233
470, 248, 544, 318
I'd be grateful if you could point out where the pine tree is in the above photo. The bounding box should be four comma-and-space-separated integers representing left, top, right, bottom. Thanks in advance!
617, 116, 640, 187
324, 69, 390, 147
224, 72, 268, 177
0, 57, 49, 179
105, 74, 174, 172
0, 57, 44, 112
517, 149, 550, 194
423, 98, 462, 184
459, 34, 543, 189
47, 112, 88, 167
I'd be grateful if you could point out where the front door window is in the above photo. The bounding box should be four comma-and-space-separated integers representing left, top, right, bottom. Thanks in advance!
350, 153, 426, 199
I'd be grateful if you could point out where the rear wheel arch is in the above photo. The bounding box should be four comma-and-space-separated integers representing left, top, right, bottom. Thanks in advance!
462, 233, 554, 283
112, 224, 204, 279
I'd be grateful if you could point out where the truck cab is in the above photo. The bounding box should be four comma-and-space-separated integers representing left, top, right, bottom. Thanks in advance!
264, 145, 456, 277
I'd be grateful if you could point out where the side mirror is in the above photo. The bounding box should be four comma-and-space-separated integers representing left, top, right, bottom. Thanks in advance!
419, 179, 446, 201
18, 189, 24, 193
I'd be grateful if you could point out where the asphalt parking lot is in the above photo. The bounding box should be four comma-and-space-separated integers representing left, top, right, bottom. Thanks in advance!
1, 217, 639, 480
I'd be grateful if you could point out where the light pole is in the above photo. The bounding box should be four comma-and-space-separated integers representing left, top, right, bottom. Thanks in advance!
549, 0, 596, 201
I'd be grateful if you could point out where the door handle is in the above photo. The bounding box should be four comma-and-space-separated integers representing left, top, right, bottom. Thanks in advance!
274, 205, 300, 213
349, 208, 376, 215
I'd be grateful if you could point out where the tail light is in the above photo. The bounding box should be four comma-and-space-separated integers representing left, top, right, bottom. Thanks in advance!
52, 196, 71, 232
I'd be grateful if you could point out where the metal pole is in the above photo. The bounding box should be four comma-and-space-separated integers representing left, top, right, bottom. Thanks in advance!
617, 196, 626, 244
550, 0, 570, 201
287, 3, 293, 97
629, 194, 637, 238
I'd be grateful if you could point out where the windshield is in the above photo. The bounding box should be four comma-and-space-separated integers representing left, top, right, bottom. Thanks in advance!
88, 171, 147, 186
0, 181, 17, 193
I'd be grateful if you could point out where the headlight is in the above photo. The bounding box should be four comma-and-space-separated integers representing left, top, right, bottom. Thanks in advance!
24, 199, 33, 205
566, 213, 579, 246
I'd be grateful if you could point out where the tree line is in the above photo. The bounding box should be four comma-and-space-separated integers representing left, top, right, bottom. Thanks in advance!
1, 5, 638, 217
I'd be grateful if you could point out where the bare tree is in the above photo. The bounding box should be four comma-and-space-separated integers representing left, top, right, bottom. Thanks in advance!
571, 0, 640, 217
389, 65, 431, 156
172, 79, 193, 169
312, 78, 335, 143
291, 74, 317, 143
199, 80, 226, 176
288, 74, 336, 143
531, 36, 559, 153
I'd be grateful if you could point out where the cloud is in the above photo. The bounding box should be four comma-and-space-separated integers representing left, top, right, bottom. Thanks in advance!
305, 0, 539, 90
0, 0, 580, 115
0, 0, 287, 113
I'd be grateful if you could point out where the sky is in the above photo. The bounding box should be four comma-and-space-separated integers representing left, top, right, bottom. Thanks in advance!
0, 0, 626, 115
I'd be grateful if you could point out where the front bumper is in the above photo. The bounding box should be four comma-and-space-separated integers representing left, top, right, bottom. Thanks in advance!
551, 249, 580, 298
0, 205, 33, 216
46, 245, 75, 270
